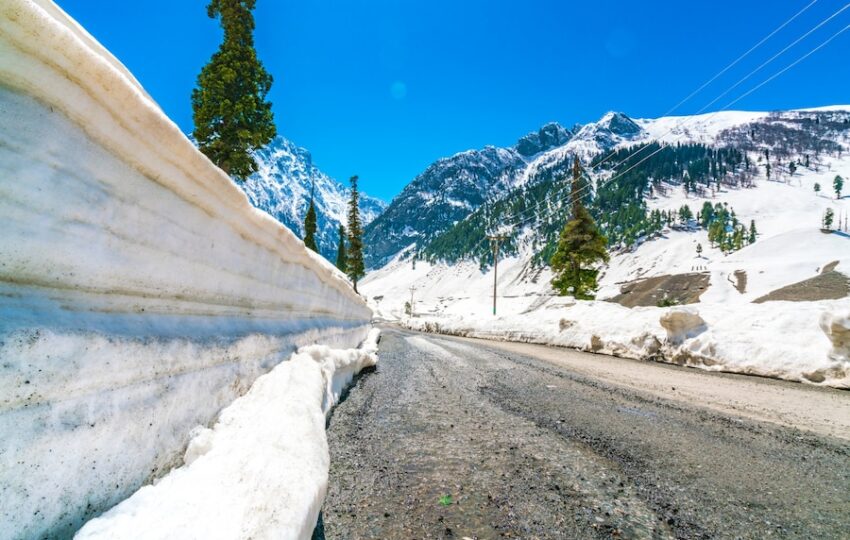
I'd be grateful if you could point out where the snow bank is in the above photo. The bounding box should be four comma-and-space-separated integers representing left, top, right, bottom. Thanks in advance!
75, 329, 380, 540
0, 2, 371, 538
400, 299, 850, 388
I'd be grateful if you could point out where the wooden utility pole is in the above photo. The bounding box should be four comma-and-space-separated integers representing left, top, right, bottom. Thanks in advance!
487, 233, 508, 315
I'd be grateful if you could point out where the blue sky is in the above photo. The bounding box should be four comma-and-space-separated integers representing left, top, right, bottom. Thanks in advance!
58, 0, 850, 201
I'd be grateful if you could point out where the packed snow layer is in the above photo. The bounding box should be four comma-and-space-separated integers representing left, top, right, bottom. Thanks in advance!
398, 299, 850, 388
0, 2, 371, 538
76, 329, 380, 540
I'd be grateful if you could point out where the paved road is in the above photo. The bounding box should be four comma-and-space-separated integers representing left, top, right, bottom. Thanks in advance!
316, 328, 850, 539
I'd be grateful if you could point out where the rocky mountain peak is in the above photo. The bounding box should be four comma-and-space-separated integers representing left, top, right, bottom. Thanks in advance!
515, 122, 573, 157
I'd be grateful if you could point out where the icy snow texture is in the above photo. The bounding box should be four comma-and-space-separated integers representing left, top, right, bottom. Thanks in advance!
75, 330, 380, 540
398, 300, 850, 388
242, 137, 386, 261
0, 1, 370, 538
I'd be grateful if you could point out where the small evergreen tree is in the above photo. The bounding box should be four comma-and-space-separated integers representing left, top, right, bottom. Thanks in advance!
550, 159, 609, 300
346, 176, 365, 292
814, 182, 821, 195
192, 0, 275, 180
823, 208, 834, 229
335, 225, 347, 272
303, 187, 318, 252
748, 220, 757, 244
733, 227, 744, 251
835, 175, 844, 199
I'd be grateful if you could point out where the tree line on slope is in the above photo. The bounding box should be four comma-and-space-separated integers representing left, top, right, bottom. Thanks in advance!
190, 0, 366, 292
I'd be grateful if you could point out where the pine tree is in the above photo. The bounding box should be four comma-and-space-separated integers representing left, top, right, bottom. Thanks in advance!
823, 208, 834, 229
733, 227, 744, 251
192, 0, 275, 180
814, 182, 821, 195
748, 220, 757, 244
335, 225, 347, 272
346, 175, 365, 292
700, 201, 714, 228
550, 159, 609, 300
834, 175, 844, 199
303, 188, 318, 252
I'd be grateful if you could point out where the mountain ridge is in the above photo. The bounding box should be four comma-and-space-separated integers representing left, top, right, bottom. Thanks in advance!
238, 136, 387, 261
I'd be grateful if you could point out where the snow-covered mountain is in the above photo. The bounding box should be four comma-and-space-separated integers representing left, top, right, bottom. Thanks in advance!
239, 136, 387, 261
364, 105, 850, 302
363, 123, 579, 268
362, 106, 850, 387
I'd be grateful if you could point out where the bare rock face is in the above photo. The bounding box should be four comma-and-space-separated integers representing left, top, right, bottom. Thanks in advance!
820, 311, 850, 362
659, 308, 707, 344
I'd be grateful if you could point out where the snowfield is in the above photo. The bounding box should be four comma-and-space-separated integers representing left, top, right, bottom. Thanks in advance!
76, 329, 380, 540
0, 1, 371, 538
363, 117, 850, 389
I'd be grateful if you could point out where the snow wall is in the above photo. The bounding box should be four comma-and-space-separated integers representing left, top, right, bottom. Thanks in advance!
0, 1, 372, 538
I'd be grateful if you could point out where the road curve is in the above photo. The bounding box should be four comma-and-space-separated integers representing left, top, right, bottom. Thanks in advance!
315, 328, 850, 539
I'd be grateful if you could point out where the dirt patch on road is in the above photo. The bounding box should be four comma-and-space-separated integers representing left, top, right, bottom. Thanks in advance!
754, 271, 849, 303
609, 272, 710, 308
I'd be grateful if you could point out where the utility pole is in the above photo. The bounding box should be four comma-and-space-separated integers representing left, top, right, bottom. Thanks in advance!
487, 233, 508, 315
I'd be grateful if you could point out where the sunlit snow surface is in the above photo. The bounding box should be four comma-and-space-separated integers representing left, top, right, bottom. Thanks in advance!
76, 330, 381, 540
363, 117, 850, 388
0, 1, 371, 538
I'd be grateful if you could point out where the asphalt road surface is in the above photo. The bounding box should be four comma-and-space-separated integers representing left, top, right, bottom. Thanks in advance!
315, 328, 850, 539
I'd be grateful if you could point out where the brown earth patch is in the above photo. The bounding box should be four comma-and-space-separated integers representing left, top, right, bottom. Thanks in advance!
753, 271, 849, 303
608, 272, 710, 308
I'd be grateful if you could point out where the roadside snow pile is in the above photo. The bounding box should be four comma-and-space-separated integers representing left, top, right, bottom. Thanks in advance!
659, 308, 707, 344
821, 312, 850, 364
76, 329, 380, 540
400, 300, 850, 388
0, 2, 371, 538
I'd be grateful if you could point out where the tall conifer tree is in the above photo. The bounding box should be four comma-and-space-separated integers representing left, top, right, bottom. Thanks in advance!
550, 159, 609, 299
335, 225, 348, 272
346, 176, 365, 292
192, 0, 275, 180
303, 184, 318, 252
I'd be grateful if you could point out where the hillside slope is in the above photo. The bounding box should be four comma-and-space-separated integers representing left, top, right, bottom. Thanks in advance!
363, 122, 574, 268
363, 107, 850, 387
241, 137, 386, 261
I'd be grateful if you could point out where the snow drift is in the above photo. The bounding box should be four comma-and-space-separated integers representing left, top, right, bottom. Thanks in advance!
0, 1, 370, 538
399, 298, 850, 388
75, 330, 381, 540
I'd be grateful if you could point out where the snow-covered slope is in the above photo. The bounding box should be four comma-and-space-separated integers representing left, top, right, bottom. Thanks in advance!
363, 145, 528, 267
364, 107, 850, 387
242, 137, 386, 261
363, 122, 577, 268
0, 2, 371, 538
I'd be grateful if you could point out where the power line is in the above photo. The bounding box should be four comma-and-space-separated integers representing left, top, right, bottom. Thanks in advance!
499, 0, 849, 229
497, 0, 829, 228
563, 3, 850, 206
501, 16, 850, 233
661, 0, 821, 118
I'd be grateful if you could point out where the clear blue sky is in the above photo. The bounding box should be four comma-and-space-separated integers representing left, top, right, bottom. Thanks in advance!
57, 0, 850, 201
